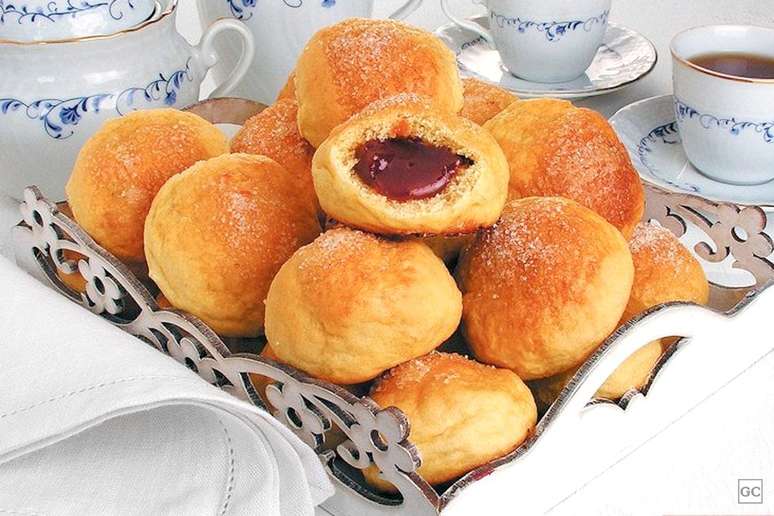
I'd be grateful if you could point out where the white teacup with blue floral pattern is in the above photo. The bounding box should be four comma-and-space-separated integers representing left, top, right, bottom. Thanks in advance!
441, 0, 611, 83
672, 25, 774, 186
0, 0, 157, 42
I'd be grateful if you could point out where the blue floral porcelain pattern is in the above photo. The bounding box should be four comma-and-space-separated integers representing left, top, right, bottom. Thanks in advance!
0, 0, 137, 24
0, 58, 193, 139
674, 98, 774, 144
489, 9, 609, 42
635, 121, 700, 193
227, 0, 335, 21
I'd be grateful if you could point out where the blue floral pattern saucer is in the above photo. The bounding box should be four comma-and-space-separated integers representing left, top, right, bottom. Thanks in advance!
610, 94, 774, 209
435, 16, 656, 99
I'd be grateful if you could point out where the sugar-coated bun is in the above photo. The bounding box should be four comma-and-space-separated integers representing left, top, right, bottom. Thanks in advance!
364, 353, 537, 489
265, 228, 462, 384
295, 18, 463, 147
530, 223, 709, 404
66, 109, 228, 264
460, 78, 517, 126
312, 94, 509, 235
277, 71, 296, 101
458, 197, 634, 380
230, 99, 318, 211
484, 99, 644, 239
624, 222, 710, 321
530, 339, 664, 408
145, 154, 321, 337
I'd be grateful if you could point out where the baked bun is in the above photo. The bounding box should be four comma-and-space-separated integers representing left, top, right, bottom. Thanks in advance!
265, 228, 462, 384
484, 99, 644, 238
531, 340, 664, 408
277, 71, 296, 101
364, 353, 537, 489
458, 197, 634, 380
145, 153, 321, 337
624, 222, 710, 321
66, 109, 228, 264
312, 95, 509, 235
531, 223, 710, 404
230, 99, 317, 211
460, 78, 517, 125
295, 18, 463, 147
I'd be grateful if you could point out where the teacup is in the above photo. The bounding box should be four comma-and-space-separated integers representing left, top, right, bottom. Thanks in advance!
197, 0, 424, 103
0, 0, 254, 199
0, 0, 158, 41
440, 0, 611, 83
671, 25, 774, 186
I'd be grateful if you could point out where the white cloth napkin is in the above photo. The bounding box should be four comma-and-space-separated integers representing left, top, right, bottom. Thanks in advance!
0, 196, 333, 515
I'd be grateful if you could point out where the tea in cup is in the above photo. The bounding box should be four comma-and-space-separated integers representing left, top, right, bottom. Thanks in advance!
672, 25, 774, 185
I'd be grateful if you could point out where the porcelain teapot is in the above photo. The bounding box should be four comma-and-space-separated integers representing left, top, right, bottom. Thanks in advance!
197, 0, 424, 104
0, 0, 254, 199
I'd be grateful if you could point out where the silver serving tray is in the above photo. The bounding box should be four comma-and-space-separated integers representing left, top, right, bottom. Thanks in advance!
12, 98, 774, 515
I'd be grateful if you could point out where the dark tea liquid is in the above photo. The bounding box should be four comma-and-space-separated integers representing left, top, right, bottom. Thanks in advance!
690, 52, 774, 79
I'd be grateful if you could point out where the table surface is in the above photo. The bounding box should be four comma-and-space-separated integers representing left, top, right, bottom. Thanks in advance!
175, 3, 774, 515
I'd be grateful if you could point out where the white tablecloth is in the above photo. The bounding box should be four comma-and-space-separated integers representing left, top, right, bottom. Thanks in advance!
0, 199, 333, 515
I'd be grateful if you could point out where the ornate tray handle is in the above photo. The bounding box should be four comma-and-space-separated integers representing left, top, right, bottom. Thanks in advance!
11, 99, 774, 516
12, 186, 439, 516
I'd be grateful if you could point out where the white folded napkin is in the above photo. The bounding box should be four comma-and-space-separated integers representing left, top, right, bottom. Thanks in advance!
0, 196, 333, 515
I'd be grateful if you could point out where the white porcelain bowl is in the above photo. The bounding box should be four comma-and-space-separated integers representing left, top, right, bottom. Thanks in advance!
0, 0, 158, 42
672, 25, 774, 185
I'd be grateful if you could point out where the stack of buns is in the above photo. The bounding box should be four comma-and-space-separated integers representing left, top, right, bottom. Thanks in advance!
61, 17, 710, 491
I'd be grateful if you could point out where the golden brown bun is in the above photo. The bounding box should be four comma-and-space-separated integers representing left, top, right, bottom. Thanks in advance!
460, 78, 517, 125
312, 94, 509, 235
265, 228, 462, 384
530, 339, 664, 408
295, 18, 463, 147
364, 353, 536, 490
484, 99, 644, 239
145, 153, 321, 337
66, 109, 228, 264
624, 222, 710, 321
458, 197, 634, 380
530, 223, 710, 404
230, 99, 318, 212
277, 71, 296, 101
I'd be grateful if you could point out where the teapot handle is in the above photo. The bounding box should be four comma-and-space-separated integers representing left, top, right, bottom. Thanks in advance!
194, 18, 256, 99
386, 0, 423, 20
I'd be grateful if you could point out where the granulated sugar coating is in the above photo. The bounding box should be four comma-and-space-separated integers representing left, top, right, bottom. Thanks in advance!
325, 19, 443, 112
372, 351, 498, 393
620, 222, 710, 324
230, 99, 318, 211
462, 197, 594, 301
457, 196, 635, 380
629, 222, 683, 265
294, 17, 463, 146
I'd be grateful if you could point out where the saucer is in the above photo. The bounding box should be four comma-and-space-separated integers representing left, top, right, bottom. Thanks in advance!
610, 94, 774, 209
435, 16, 657, 99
